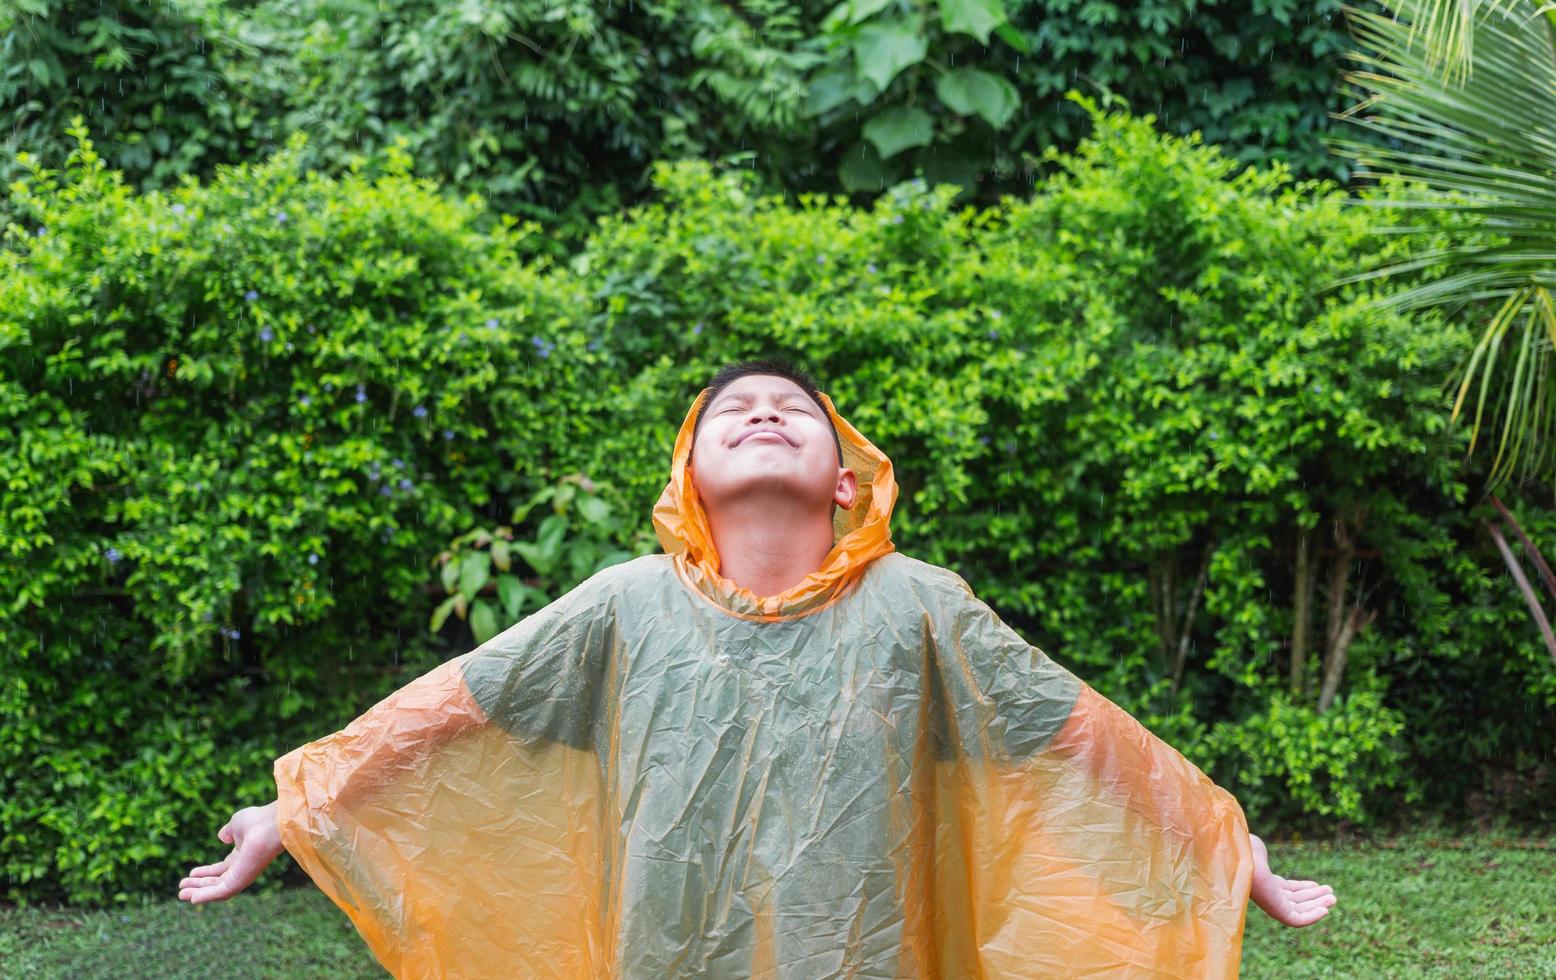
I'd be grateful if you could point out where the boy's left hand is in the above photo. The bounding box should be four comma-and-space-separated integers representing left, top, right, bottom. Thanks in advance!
1248, 832, 1337, 927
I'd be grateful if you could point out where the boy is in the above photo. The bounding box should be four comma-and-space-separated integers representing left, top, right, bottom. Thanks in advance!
180, 357, 1335, 977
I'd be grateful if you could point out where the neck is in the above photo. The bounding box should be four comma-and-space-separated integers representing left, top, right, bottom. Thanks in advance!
705, 500, 835, 598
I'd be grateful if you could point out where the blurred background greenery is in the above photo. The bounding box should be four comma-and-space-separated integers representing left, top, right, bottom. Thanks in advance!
2, 0, 1553, 947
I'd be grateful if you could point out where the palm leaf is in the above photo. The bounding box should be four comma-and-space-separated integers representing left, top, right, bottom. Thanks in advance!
1327, 0, 1556, 491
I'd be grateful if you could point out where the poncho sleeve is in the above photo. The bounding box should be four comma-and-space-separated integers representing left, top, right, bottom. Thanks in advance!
922, 568, 1253, 978
272, 565, 622, 979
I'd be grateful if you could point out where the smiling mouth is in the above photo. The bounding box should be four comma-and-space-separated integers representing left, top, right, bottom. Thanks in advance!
736, 430, 793, 447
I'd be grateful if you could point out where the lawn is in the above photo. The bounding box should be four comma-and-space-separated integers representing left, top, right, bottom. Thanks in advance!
3, 825, 1552, 978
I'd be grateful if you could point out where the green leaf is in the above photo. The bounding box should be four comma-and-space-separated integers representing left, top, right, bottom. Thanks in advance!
537, 514, 567, 564
863, 104, 935, 158
850, 18, 928, 92
804, 65, 877, 117
470, 599, 499, 645
838, 140, 903, 192
938, 0, 1007, 45
430, 595, 460, 634
934, 68, 1020, 128
490, 538, 511, 571
576, 495, 611, 525
440, 556, 460, 594
512, 540, 549, 576
993, 21, 1030, 54
497, 574, 525, 619
458, 550, 490, 599
822, 0, 895, 31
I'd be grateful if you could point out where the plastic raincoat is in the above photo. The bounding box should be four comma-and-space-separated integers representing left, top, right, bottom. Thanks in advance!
274, 388, 1254, 978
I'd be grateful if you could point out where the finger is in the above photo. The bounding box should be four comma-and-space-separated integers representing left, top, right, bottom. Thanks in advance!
1290, 902, 1335, 927
1287, 883, 1334, 902
180, 877, 238, 904
188, 857, 232, 878
218, 822, 234, 845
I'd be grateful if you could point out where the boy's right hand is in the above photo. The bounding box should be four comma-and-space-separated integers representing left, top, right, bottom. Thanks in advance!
177, 799, 285, 905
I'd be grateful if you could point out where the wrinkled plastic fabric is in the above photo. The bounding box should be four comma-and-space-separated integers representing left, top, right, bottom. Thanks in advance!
274, 389, 1254, 978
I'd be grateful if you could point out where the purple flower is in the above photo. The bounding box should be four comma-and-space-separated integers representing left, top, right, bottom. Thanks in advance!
987, 329, 999, 340
412, 405, 428, 418
392, 458, 405, 469
259, 326, 274, 343
379, 484, 392, 497
285, 341, 294, 352
298, 395, 311, 407
245, 290, 258, 302
1209, 430, 1219, 440
398, 477, 413, 490
692, 322, 703, 336
1313, 383, 1324, 394
587, 338, 602, 352
202, 611, 213, 622
531, 336, 554, 358
35, 226, 46, 237
308, 553, 320, 565
990, 309, 1002, 320
817, 255, 827, 265
485, 318, 499, 330
893, 214, 904, 224
867, 263, 877, 273
275, 211, 288, 224
442, 429, 455, 440
322, 381, 332, 391
355, 384, 367, 403
105, 546, 122, 564
171, 203, 186, 216
227, 628, 241, 640
978, 435, 991, 445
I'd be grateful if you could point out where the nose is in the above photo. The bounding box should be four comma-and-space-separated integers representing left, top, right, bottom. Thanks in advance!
746, 406, 781, 425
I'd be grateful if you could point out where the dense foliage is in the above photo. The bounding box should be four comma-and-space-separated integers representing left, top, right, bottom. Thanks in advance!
3, 0, 1376, 251
3, 100, 1551, 904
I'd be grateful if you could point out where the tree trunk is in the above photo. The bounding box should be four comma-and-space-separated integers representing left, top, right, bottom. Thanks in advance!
1318, 601, 1378, 712
1323, 514, 1356, 659
1291, 524, 1316, 697
1170, 539, 1217, 696
1317, 509, 1374, 714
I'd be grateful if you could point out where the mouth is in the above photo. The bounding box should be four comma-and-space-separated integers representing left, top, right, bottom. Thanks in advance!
734, 428, 794, 448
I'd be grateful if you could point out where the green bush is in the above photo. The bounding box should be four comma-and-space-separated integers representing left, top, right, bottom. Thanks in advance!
0, 121, 613, 902
430, 473, 659, 647
3, 0, 1377, 247
4, 98, 1553, 904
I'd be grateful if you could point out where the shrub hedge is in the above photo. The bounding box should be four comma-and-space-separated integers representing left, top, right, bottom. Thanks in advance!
3, 98, 1551, 904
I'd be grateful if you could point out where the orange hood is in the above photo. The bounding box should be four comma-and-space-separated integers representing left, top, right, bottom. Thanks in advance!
651, 387, 899, 619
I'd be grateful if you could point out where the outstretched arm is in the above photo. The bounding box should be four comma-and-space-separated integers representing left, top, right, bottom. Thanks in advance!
177, 800, 284, 904
1248, 832, 1337, 926
176, 654, 489, 906
1043, 683, 1336, 928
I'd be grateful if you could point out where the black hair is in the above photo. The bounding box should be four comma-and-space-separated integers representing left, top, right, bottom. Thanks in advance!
689, 356, 845, 467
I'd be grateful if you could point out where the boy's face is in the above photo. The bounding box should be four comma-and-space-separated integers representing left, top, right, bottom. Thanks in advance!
690, 374, 857, 520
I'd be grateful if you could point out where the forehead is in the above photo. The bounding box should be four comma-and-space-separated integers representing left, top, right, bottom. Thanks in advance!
706, 374, 812, 410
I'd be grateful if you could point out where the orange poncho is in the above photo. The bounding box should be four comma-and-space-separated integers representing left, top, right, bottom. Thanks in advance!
274, 388, 1253, 977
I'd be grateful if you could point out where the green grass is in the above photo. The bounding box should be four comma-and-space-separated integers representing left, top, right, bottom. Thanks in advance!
3, 827, 1553, 977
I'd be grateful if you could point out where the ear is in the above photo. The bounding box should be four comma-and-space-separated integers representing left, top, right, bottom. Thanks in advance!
832, 467, 858, 510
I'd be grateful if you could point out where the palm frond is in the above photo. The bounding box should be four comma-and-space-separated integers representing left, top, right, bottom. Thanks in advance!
1328, 0, 1556, 491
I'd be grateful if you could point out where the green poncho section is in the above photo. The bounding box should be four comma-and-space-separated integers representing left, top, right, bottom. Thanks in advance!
275, 552, 1252, 977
